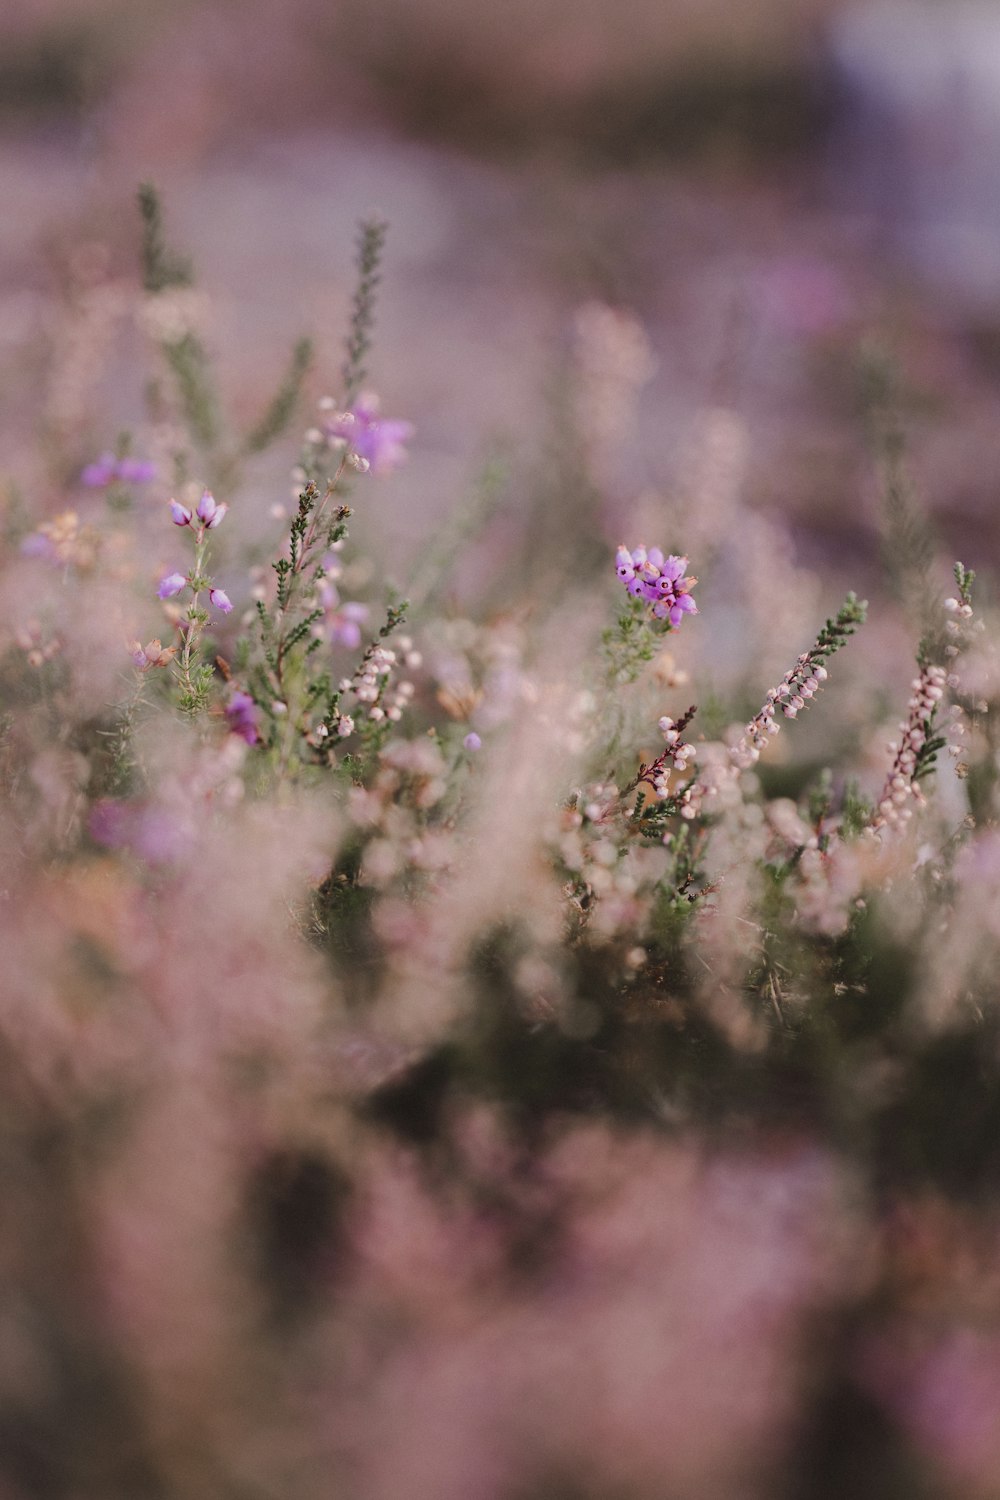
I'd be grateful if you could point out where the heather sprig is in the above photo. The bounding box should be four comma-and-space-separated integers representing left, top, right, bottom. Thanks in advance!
731, 593, 867, 769
158, 489, 233, 718
342, 216, 388, 404
248, 475, 354, 761
870, 662, 950, 833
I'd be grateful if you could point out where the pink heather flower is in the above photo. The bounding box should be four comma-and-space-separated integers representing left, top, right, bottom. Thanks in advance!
329, 602, 368, 649
615, 545, 635, 582
209, 587, 233, 614
224, 689, 260, 745
170, 499, 192, 526
196, 490, 227, 528
464, 732, 482, 751
320, 581, 369, 649
81, 454, 156, 487
157, 572, 187, 600
326, 394, 414, 476
617, 543, 698, 629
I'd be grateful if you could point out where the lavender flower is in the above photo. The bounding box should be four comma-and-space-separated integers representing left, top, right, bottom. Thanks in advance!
157, 572, 188, 600
81, 453, 156, 487
464, 732, 482, 752
196, 490, 227, 528
209, 587, 233, 614
325, 394, 414, 476
224, 689, 260, 745
170, 500, 193, 526
320, 580, 369, 649
616, 543, 698, 628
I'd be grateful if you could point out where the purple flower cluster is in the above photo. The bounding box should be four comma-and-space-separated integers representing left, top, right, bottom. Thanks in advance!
324, 395, 414, 476
170, 490, 228, 530
81, 454, 156, 488
157, 491, 233, 612
615, 545, 698, 628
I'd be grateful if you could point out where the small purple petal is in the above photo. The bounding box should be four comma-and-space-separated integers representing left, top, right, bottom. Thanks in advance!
330, 619, 363, 650
81, 454, 117, 488
116, 458, 156, 484
204, 500, 228, 529
157, 572, 188, 600
169, 500, 192, 526
463, 732, 482, 752
20, 532, 57, 562
209, 587, 233, 614
224, 689, 260, 745
196, 490, 217, 525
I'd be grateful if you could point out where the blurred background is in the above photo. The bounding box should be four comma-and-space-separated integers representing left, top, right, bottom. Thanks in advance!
3, 0, 1000, 571
7, 8, 1000, 1500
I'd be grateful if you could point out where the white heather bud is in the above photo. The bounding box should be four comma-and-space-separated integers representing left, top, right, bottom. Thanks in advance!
336, 715, 354, 737
272, 700, 287, 716
304, 427, 323, 445
369, 706, 385, 722
813, 665, 828, 682
944, 597, 960, 612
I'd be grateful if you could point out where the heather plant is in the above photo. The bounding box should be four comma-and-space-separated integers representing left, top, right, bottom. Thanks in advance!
5, 186, 1000, 1500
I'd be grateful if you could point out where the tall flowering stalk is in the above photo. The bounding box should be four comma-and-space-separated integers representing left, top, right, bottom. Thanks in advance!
158, 489, 232, 717
870, 663, 948, 833
870, 564, 975, 836
731, 594, 867, 769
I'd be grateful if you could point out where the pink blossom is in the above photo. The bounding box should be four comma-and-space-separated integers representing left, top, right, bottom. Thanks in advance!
196, 490, 227, 528
224, 689, 260, 745
157, 572, 187, 600
209, 588, 233, 614
326, 394, 414, 476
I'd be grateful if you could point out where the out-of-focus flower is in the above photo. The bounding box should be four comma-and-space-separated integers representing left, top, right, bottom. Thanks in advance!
464, 732, 482, 752
209, 588, 233, 614
88, 798, 189, 863
157, 572, 187, 600
81, 453, 156, 487
320, 578, 369, 648
20, 510, 96, 569
324, 393, 414, 476
224, 689, 260, 745
616, 544, 698, 629
128, 638, 176, 670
